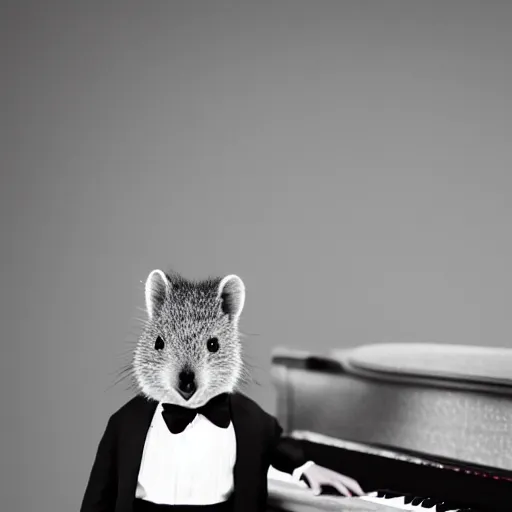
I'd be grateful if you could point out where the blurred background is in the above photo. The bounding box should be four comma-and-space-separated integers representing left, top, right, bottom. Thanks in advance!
3, 1, 512, 511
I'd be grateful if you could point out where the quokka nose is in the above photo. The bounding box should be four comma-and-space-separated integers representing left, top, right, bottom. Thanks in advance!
177, 370, 196, 400
179, 370, 195, 384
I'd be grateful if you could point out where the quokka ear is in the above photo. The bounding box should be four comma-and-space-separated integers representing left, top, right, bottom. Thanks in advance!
144, 269, 171, 320
217, 274, 245, 322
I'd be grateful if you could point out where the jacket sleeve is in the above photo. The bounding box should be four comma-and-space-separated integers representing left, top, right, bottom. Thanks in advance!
79, 415, 118, 512
269, 417, 311, 475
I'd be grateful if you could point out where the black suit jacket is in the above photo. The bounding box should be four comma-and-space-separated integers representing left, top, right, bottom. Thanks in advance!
80, 392, 308, 512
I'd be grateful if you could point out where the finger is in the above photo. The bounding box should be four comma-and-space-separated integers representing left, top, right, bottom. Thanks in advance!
306, 477, 322, 496
336, 475, 364, 496
329, 480, 352, 497
321, 469, 364, 496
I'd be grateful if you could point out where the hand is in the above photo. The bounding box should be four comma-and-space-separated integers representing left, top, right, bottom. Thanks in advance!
302, 463, 364, 497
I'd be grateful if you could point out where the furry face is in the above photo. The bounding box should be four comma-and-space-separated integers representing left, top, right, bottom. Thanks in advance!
133, 270, 245, 408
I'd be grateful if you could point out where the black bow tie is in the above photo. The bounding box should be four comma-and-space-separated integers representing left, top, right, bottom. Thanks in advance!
161, 392, 231, 434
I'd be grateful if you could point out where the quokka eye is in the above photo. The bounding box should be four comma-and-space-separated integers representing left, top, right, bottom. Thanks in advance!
155, 336, 165, 350
207, 337, 219, 353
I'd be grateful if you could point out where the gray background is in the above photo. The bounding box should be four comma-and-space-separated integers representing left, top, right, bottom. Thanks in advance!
3, 1, 512, 511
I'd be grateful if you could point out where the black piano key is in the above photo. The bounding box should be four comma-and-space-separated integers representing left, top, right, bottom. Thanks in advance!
411, 496, 425, 505
435, 502, 457, 512
403, 495, 415, 504
421, 497, 437, 507
384, 491, 402, 498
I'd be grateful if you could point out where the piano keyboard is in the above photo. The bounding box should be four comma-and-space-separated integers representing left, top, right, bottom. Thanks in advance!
276, 432, 512, 511
360, 491, 475, 511
268, 466, 479, 512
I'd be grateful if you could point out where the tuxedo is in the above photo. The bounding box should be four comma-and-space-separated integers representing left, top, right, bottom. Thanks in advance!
80, 392, 309, 512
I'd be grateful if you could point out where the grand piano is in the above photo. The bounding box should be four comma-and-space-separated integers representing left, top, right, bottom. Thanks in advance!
265, 343, 512, 512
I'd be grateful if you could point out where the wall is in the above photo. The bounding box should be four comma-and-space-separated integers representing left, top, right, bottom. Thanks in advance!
3, 1, 512, 511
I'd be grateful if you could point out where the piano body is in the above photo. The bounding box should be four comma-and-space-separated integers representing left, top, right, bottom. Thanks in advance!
266, 343, 512, 512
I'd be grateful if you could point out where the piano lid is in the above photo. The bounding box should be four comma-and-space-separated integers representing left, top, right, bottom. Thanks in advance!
271, 343, 512, 472
272, 343, 512, 394
337, 343, 512, 394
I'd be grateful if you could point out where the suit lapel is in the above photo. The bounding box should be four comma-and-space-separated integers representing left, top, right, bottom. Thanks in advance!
117, 395, 158, 512
230, 392, 264, 512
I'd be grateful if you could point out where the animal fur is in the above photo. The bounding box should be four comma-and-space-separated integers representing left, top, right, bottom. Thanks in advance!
132, 269, 248, 408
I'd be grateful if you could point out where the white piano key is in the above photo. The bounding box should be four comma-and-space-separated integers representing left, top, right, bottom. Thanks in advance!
360, 492, 461, 511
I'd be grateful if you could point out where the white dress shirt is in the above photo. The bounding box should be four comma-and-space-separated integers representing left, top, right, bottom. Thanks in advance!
135, 402, 314, 505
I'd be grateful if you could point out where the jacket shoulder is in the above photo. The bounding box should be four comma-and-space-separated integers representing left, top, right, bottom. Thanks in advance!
109, 394, 156, 423
231, 391, 276, 424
